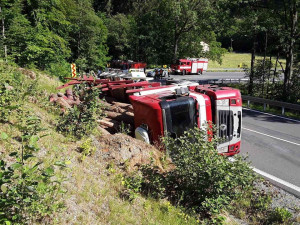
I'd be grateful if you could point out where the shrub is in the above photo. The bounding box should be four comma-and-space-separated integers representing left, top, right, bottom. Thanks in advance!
267, 207, 293, 224
123, 127, 257, 217
78, 138, 96, 162
163, 127, 257, 215
57, 83, 103, 138
0, 82, 16, 123
0, 112, 64, 224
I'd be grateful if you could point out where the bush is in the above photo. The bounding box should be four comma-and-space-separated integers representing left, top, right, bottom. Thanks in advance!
57, 83, 103, 138
124, 128, 257, 217
267, 207, 293, 224
0, 111, 64, 224
163, 127, 257, 215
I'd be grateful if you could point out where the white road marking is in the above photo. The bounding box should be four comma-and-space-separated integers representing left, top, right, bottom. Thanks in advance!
228, 157, 300, 198
243, 127, 300, 146
243, 108, 300, 123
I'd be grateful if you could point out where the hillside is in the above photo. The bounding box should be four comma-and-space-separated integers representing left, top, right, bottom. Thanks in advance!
0, 64, 202, 224
0, 64, 299, 225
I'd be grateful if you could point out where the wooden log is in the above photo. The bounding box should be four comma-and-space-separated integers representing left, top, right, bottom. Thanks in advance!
57, 92, 64, 97
110, 106, 126, 113
98, 119, 115, 128
97, 126, 111, 136
56, 97, 72, 110
65, 88, 74, 101
49, 93, 58, 102
104, 111, 134, 125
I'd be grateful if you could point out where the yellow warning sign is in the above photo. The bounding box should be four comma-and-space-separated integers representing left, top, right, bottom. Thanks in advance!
71, 63, 76, 78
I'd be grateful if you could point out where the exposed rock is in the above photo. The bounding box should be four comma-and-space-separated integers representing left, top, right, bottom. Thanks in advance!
100, 133, 168, 172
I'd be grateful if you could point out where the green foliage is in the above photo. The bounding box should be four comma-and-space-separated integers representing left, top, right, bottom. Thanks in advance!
267, 207, 293, 224
1, 0, 108, 74
118, 122, 131, 135
78, 138, 96, 162
0, 82, 16, 123
0, 111, 64, 224
163, 127, 257, 214
57, 83, 103, 138
121, 172, 143, 201
124, 127, 257, 218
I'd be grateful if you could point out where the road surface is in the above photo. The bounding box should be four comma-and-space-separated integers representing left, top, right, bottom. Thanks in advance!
242, 109, 300, 187
169, 72, 246, 81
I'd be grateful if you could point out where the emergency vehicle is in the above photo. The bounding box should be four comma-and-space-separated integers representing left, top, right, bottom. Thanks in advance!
129, 84, 241, 156
171, 58, 208, 75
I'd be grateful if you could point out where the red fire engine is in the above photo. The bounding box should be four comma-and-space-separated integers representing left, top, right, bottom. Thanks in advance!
171, 58, 208, 75
109, 60, 147, 70
129, 84, 241, 156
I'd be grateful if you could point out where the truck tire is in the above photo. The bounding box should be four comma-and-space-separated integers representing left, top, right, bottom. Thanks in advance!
182, 70, 186, 75
198, 69, 202, 75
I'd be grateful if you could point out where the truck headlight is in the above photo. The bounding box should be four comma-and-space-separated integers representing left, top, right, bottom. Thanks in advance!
216, 99, 229, 106
218, 146, 228, 153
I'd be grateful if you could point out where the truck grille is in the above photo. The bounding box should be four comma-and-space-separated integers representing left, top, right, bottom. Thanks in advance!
218, 110, 233, 143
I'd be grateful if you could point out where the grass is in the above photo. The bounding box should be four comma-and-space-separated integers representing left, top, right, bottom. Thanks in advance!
209, 52, 286, 70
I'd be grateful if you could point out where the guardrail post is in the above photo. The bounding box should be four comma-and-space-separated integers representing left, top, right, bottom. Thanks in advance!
282, 107, 285, 115
263, 103, 266, 111
247, 100, 250, 108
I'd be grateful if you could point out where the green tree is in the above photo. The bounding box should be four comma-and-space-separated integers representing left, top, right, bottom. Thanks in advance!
105, 14, 134, 60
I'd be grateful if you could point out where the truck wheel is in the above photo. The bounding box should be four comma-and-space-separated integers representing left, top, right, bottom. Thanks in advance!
182, 70, 186, 75
198, 69, 202, 75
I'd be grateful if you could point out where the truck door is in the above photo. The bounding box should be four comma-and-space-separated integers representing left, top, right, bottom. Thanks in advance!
191, 62, 197, 73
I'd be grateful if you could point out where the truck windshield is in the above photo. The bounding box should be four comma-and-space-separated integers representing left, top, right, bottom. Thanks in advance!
160, 97, 196, 138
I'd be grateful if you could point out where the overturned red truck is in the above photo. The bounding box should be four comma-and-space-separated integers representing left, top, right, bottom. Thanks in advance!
56, 76, 242, 156
129, 84, 242, 156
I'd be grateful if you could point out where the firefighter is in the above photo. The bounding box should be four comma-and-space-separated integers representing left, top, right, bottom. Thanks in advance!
159, 68, 163, 79
155, 69, 159, 80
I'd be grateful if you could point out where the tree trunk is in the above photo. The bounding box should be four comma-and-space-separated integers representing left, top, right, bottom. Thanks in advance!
266, 55, 272, 99
283, 2, 298, 100
0, 7, 7, 62
262, 31, 268, 97
273, 52, 279, 84
173, 34, 179, 63
249, 34, 257, 95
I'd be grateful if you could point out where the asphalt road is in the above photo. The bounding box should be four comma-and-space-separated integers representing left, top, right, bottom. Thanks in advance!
169, 71, 247, 81
241, 109, 300, 187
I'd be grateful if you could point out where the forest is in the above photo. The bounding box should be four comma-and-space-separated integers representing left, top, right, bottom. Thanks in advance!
0, 0, 299, 102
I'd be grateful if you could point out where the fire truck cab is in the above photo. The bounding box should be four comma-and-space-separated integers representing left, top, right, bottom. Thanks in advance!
171, 58, 208, 75
129, 84, 241, 156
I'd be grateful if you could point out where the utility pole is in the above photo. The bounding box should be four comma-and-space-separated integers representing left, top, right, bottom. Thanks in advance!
0, 6, 7, 62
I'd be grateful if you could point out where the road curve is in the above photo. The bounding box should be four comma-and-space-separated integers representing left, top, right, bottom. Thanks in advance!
241, 109, 300, 187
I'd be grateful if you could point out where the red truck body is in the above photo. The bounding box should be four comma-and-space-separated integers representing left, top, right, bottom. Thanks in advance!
129, 85, 242, 156
171, 58, 208, 75
109, 60, 147, 70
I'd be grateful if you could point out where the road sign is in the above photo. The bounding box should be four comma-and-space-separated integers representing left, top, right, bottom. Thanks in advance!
71, 63, 76, 78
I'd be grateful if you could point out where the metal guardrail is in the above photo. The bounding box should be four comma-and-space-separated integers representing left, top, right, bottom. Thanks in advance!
208, 78, 249, 84
242, 95, 300, 115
